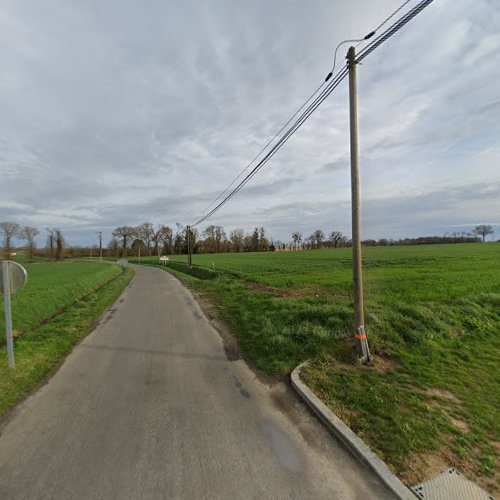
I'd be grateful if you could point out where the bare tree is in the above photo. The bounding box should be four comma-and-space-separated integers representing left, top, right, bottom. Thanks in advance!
46, 227, 56, 260
259, 227, 269, 251
292, 231, 302, 250
158, 225, 173, 255
230, 229, 244, 252
214, 226, 226, 253
329, 231, 346, 249
55, 229, 65, 260
472, 225, 494, 242
184, 226, 198, 254
112, 226, 135, 257
108, 238, 120, 257
21, 226, 40, 262
312, 229, 325, 249
0, 221, 20, 259
202, 225, 226, 253
137, 222, 155, 255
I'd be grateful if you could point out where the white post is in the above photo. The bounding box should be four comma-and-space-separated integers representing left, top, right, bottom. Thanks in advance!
2, 261, 15, 368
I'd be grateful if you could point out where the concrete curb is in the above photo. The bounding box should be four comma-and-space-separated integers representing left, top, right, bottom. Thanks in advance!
291, 361, 416, 500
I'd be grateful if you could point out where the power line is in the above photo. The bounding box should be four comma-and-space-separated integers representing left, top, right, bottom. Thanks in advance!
371, 0, 415, 36
193, 68, 349, 227
193, 80, 326, 222
357, 0, 435, 62
331, 0, 416, 78
192, 0, 436, 227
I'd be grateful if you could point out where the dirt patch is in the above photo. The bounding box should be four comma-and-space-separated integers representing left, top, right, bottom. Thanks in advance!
425, 388, 462, 405
369, 356, 399, 374
402, 450, 451, 486
450, 417, 469, 433
247, 283, 298, 298
246, 282, 331, 300
426, 400, 470, 433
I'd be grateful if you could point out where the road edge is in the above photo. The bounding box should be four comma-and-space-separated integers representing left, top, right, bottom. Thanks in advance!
291, 361, 416, 500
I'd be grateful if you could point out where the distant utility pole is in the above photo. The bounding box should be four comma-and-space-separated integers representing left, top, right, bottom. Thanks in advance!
187, 225, 192, 268
347, 46, 370, 363
98, 231, 103, 262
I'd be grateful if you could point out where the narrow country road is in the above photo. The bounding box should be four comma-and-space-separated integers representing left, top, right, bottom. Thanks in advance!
0, 265, 394, 499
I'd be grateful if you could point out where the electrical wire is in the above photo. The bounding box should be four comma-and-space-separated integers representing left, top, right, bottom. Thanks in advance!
192, 0, 436, 227
371, 0, 414, 36
193, 68, 349, 227
357, 0, 435, 62
328, 0, 416, 79
193, 80, 327, 222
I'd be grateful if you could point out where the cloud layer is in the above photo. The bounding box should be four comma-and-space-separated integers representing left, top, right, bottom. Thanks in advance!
1, 0, 499, 245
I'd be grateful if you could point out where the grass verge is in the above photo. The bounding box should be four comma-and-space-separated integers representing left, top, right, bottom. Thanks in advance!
0, 266, 133, 417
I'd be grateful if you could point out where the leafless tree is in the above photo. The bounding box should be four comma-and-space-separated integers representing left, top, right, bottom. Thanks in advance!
230, 229, 244, 252
108, 238, 120, 257
137, 222, 155, 255
329, 231, 346, 249
0, 221, 20, 259
55, 229, 65, 260
157, 225, 173, 255
112, 226, 135, 257
472, 225, 494, 242
259, 227, 269, 251
292, 231, 302, 250
312, 229, 325, 249
46, 227, 56, 260
21, 226, 40, 262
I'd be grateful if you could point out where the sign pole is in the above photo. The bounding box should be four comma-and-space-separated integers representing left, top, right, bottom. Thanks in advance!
2, 261, 15, 368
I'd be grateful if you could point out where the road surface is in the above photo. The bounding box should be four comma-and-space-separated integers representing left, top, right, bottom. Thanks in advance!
0, 265, 395, 499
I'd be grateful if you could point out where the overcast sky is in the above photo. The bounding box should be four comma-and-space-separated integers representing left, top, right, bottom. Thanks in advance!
1, 0, 499, 246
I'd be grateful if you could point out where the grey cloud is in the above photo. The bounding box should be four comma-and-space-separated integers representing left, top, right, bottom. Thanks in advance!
0, 0, 499, 246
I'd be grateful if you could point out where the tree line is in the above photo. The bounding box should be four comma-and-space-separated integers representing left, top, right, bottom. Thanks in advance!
108, 224, 273, 257
0, 222, 65, 261
0, 220, 495, 261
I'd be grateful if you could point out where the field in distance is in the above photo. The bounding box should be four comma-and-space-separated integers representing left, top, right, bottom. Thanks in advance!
134, 243, 499, 494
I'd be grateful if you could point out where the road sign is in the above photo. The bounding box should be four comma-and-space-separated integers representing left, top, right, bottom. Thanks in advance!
159, 256, 169, 266
0, 261, 28, 294
1, 261, 28, 369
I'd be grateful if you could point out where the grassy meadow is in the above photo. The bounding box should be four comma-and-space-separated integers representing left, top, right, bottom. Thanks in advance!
133, 243, 499, 492
0, 261, 133, 416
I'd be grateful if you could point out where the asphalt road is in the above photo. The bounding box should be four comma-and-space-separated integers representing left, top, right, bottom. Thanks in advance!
0, 265, 395, 499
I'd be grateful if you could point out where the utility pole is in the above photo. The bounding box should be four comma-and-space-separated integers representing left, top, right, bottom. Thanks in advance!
98, 231, 103, 262
347, 46, 371, 363
187, 225, 192, 268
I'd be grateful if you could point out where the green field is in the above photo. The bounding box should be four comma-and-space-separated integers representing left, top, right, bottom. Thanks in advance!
0, 261, 133, 416
0, 261, 123, 335
133, 243, 499, 493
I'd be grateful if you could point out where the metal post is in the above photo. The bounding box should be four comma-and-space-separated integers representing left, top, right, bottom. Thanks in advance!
348, 46, 370, 363
2, 261, 15, 368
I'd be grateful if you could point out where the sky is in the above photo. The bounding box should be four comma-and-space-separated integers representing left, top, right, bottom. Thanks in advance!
1, 0, 499, 246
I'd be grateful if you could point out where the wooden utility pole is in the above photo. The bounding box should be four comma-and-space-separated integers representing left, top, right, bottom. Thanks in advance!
348, 46, 370, 363
98, 231, 103, 262
187, 225, 192, 268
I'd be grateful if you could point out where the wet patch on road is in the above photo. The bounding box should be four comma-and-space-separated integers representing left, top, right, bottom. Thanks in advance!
233, 375, 251, 398
261, 421, 302, 473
